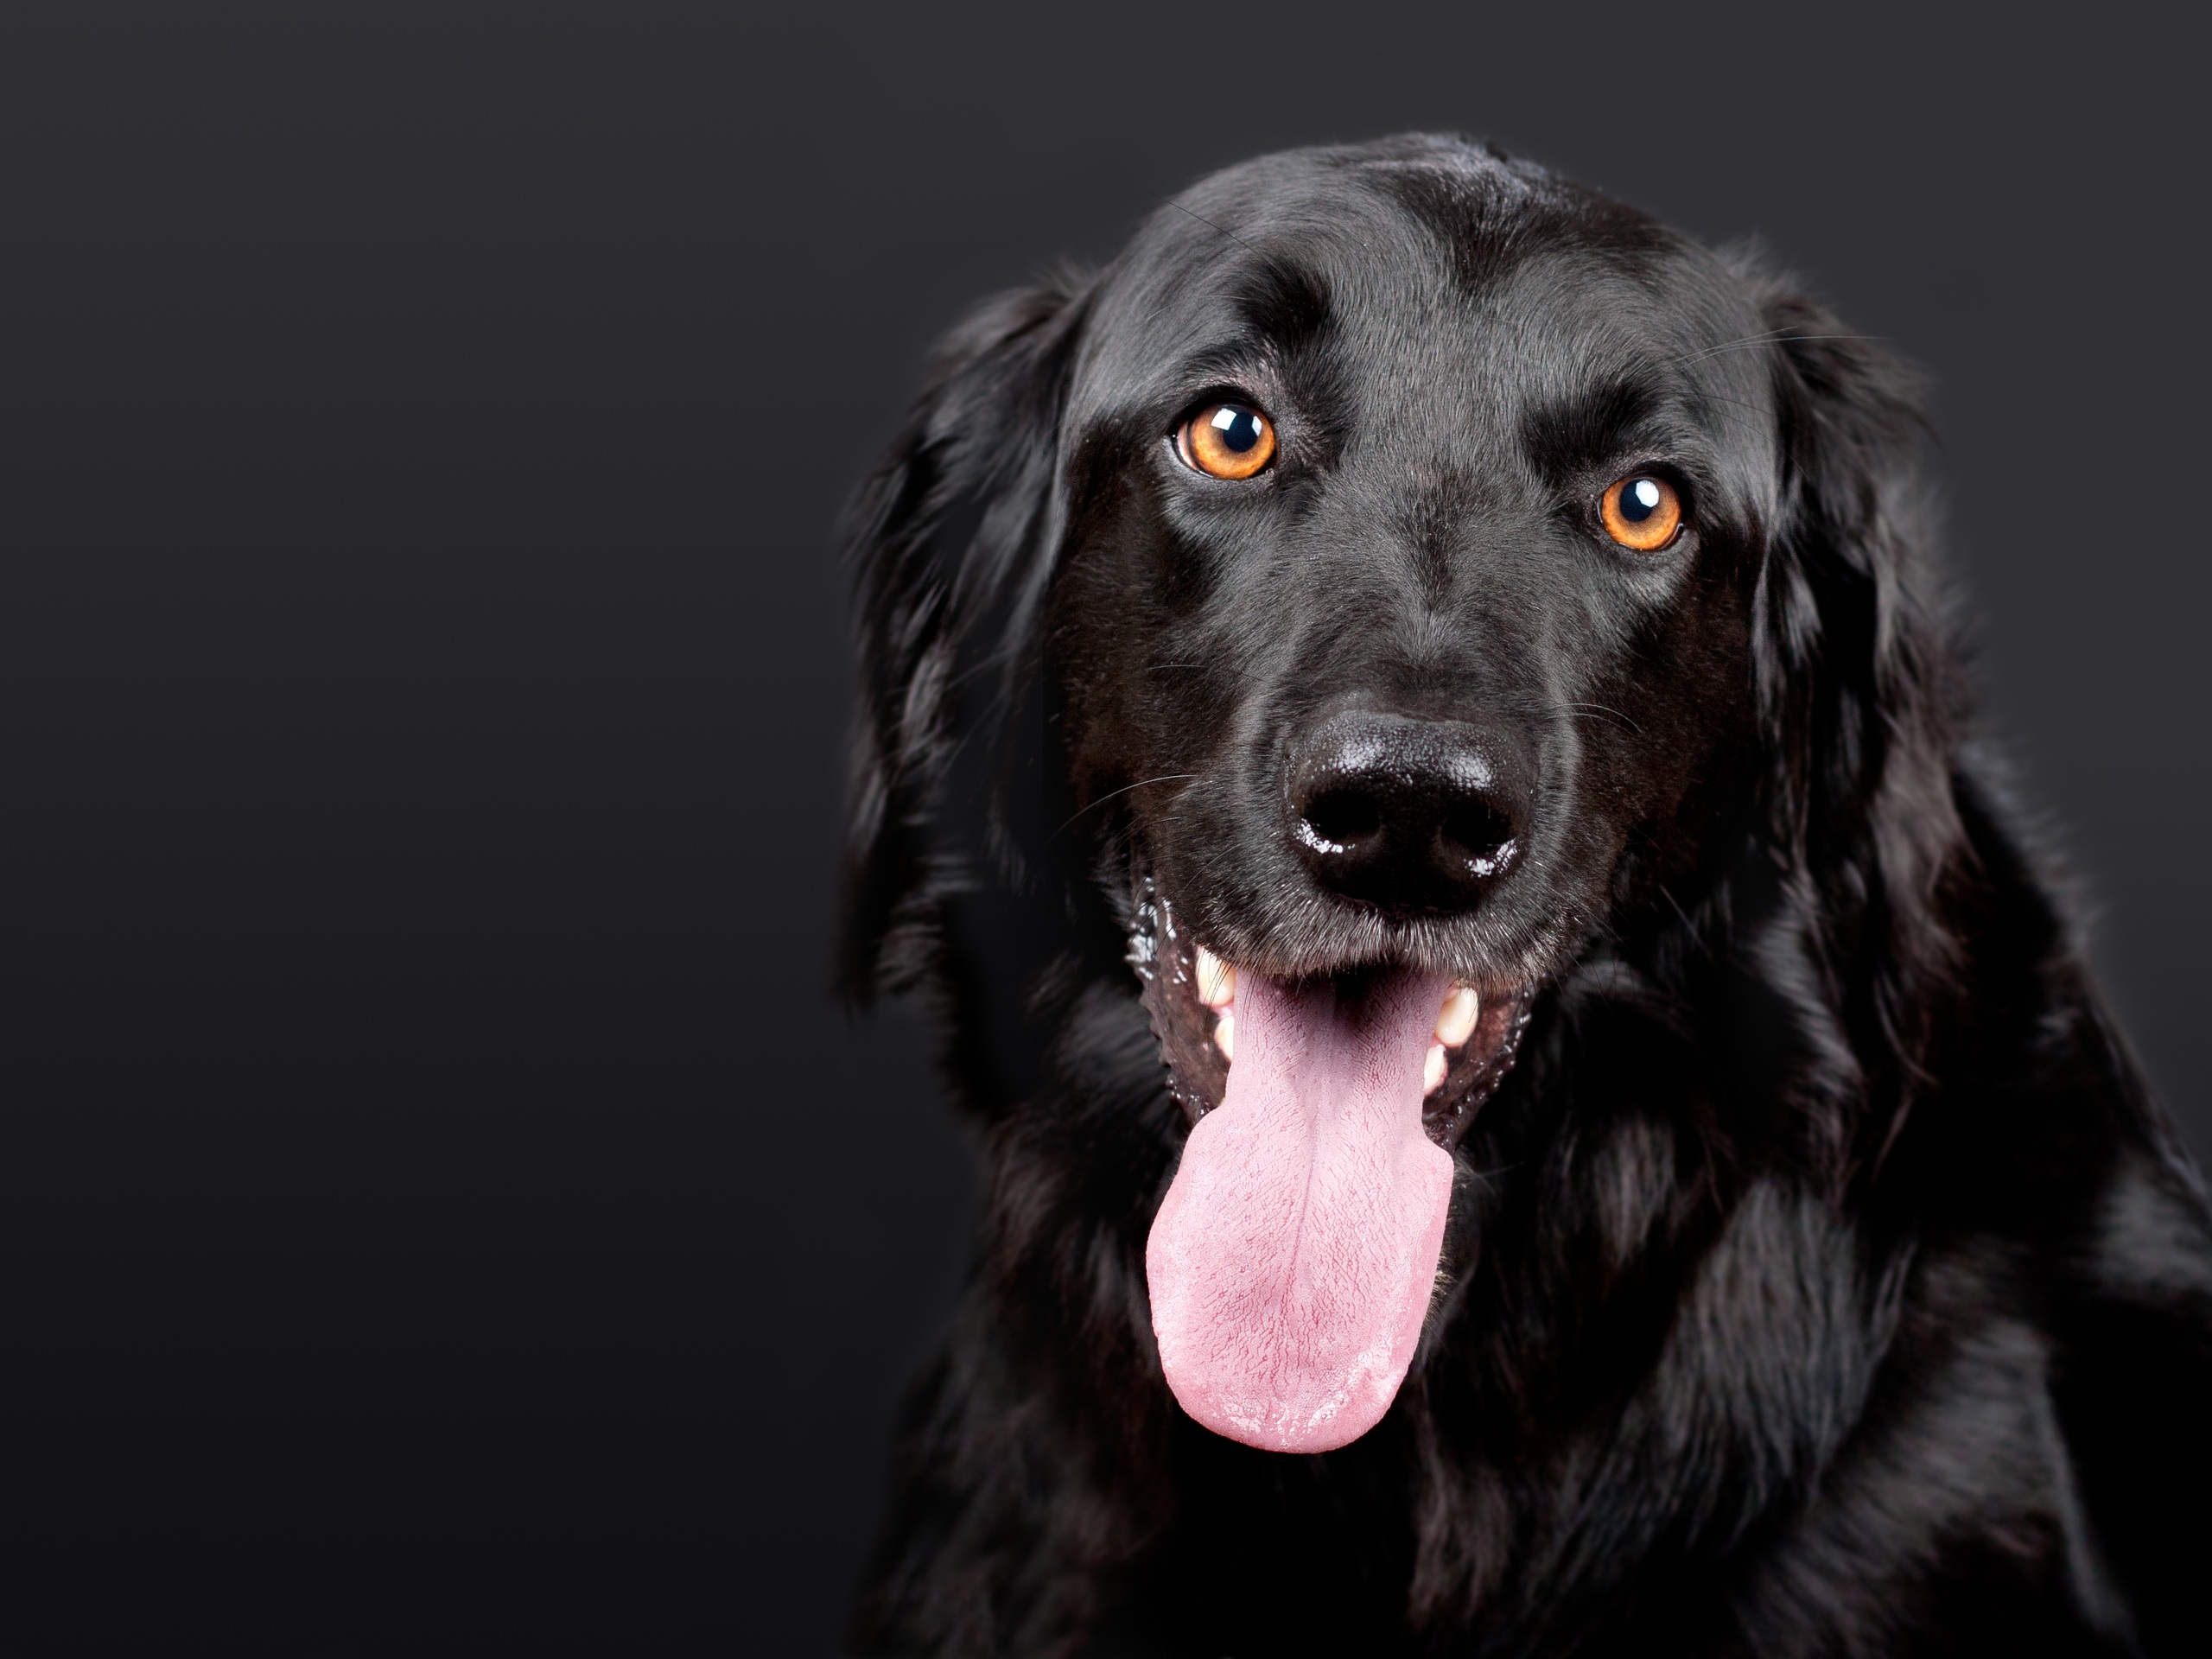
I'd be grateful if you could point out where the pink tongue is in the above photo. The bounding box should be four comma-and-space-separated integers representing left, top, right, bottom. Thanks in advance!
1147, 968, 1455, 1452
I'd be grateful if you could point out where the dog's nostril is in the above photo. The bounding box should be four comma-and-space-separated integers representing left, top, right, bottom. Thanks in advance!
1440, 800, 1515, 870
1301, 787, 1382, 849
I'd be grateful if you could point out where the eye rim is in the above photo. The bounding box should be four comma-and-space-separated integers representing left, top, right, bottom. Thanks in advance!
1599, 473, 1687, 551
1173, 400, 1279, 480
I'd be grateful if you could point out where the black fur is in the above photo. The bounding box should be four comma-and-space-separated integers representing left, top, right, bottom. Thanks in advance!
838, 136, 2212, 1657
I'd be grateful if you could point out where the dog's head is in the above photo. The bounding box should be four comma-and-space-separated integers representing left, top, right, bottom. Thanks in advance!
843, 136, 1948, 1454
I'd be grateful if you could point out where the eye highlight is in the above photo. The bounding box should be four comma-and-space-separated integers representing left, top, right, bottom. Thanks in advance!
1177, 403, 1277, 480
1599, 475, 1684, 550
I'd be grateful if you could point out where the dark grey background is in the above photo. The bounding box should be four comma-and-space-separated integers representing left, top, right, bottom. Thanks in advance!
2, 3, 2202, 1650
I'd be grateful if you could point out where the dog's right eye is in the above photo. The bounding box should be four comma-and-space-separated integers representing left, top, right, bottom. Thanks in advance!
1176, 404, 1277, 480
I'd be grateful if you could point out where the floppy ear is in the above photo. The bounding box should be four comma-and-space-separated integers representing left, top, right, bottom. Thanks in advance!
838, 268, 1094, 1006
1742, 270, 1967, 1161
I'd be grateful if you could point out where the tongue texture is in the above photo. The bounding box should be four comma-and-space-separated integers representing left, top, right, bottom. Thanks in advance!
1147, 969, 1455, 1453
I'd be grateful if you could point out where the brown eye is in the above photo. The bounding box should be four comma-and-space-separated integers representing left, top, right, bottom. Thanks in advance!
1599, 475, 1684, 550
1178, 403, 1277, 480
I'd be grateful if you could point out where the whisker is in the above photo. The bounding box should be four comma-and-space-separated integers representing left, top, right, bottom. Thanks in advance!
1662, 325, 1800, 365
1545, 700, 1643, 735
1656, 883, 1716, 959
1165, 199, 1261, 256
1666, 329, 1879, 369
1051, 773, 1200, 842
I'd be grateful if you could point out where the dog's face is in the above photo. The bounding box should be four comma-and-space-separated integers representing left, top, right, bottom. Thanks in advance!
849, 139, 1926, 1457
1050, 154, 1777, 1109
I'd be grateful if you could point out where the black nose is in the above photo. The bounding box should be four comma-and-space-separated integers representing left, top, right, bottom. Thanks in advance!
1287, 711, 1529, 913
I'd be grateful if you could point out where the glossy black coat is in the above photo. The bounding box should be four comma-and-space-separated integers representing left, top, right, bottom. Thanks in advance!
839, 136, 2212, 1658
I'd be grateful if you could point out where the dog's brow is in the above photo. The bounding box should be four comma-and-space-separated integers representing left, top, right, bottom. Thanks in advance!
1518, 374, 1664, 484
1230, 255, 1333, 353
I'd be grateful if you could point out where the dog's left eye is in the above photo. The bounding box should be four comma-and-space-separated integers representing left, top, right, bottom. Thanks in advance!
1600, 474, 1685, 551
1176, 404, 1277, 480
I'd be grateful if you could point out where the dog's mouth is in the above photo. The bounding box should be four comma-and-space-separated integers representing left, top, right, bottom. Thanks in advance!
1128, 874, 1532, 1453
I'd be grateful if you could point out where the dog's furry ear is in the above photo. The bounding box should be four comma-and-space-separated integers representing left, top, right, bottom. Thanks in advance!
1741, 268, 1967, 1160
1746, 278, 1947, 837
838, 268, 1094, 1005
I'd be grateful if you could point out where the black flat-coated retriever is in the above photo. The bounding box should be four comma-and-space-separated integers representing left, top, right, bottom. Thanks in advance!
838, 135, 2212, 1657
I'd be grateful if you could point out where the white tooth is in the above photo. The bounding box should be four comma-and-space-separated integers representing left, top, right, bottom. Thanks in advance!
1213, 1011, 1236, 1062
1195, 947, 1236, 1009
1423, 1042, 1447, 1095
1434, 984, 1479, 1048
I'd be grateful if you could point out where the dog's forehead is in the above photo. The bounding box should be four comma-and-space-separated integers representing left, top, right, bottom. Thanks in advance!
1075, 146, 1771, 443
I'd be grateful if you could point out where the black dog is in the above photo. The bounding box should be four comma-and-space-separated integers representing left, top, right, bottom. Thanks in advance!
838, 135, 2212, 1656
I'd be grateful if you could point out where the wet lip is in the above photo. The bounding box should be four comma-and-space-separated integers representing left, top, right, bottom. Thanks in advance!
1126, 874, 1535, 1154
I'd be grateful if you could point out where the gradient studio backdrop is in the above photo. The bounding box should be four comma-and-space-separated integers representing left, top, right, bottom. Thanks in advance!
3, 4, 2204, 1650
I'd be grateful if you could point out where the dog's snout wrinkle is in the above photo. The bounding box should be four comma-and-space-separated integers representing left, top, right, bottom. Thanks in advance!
1287, 710, 1529, 915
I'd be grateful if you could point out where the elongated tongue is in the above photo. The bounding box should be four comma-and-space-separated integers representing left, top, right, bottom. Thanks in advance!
1147, 968, 1454, 1452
